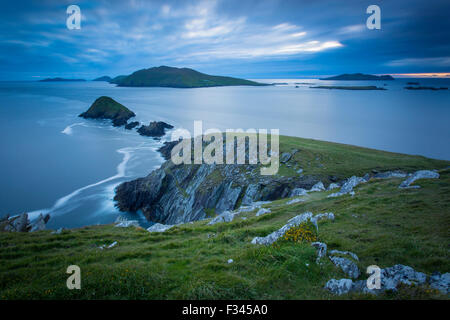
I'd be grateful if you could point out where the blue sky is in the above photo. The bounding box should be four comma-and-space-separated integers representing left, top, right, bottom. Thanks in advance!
1, 0, 449, 80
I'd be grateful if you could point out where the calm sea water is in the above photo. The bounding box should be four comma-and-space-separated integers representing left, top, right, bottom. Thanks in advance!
0, 78, 449, 228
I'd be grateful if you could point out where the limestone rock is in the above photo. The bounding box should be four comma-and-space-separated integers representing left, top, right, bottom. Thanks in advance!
399, 170, 439, 188
311, 242, 327, 263
329, 256, 360, 279
256, 208, 271, 217
147, 223, 174, 232
324, 279, 354, 295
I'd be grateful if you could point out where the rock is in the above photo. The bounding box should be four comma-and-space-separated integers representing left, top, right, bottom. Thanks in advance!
286, 198, 305, 205
327, 183, 340, 191
328, 176, 366, 198
114, 216, 140, 228
79, 96, 135, 127
373, 171, 407, 179
137, 121, 174, 137
227, 259, 234, 264
208, 211, 237, 225
147, 223, 174, 232
256, 208, 271, 217
241, 184, 261, 206
310, 181, 325, 192
124, 121, 139, 130
30, 214, 50, 232
311, 242, 327, 263
107, 241, 118, 249
251, 212, 313, 245
290, 188, 307, 197
324, 279, 354, 295
362, 173, 370, 182
7, 213, 30, 232
297, 168, 303, 174
310, 212, 335, 232
329, 249, 359, 261
429, 272, 450, 294
52, 227, 64, 234
280, 152, 292, 163
399, 170, 439, 188
329, 256, 360, 279
380, 264, 426, 290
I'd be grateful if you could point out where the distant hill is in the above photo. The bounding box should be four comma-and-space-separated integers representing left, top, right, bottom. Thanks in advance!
320, 73, 394, 81
79, 96, 135, 127
93, 76, 112, 82
113, 66, 267, 88
39, 78, 86, 82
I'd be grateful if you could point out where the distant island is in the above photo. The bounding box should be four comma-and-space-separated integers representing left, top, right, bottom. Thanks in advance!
310, 85, 386, 90
79, 96, 135, 127
39, 78, 86, 82
404, 86, 448, 91
106, 66, 267, 88
320, 73, 394, 81
93, 76, 112, 82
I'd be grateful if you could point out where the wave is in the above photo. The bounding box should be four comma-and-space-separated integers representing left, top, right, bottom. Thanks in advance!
61, 122, 85, 135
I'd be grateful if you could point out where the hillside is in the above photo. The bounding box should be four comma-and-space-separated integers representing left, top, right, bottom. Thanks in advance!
0, 135, 449, 299
320, 73, 394, 81
114, 66, 267, 88
93, 76, 112, 82
39, 78, 86, 82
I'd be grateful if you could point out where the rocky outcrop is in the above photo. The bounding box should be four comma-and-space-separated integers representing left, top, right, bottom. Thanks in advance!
114, 216, 139, 228
147, 223, 174, 232
124, 121, 139, 130
114, 154, 320, 224
329, 256, 360, 279
325, 264, 449, 295
311, 242, 327, 263
137, 121, 174, 138
399, 170, 439, 188
251, 212, 314, 245
208, 211, 237, 225
79, 96, 135, 127
328, 175, 366, 198
0, 213, 50, 232
256, 208, 271, 217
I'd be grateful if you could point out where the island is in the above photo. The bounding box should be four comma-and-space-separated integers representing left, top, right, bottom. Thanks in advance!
137, 121, 174, 137
320, 73, 394, 81
110, 66, 268, 88
93, 76, 112, 82
310, 85, 386, 90
404, 86, 448, 91
79, 96, 136, 127
39, 78, 86, 82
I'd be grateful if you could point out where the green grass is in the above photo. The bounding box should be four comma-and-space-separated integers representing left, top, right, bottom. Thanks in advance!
0, 136, 449, 300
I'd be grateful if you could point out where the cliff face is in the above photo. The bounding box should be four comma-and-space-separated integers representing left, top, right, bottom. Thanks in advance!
114, 158, 319, 224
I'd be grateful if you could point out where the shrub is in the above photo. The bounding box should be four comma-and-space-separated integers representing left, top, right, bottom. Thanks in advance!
281, 222, 317, 243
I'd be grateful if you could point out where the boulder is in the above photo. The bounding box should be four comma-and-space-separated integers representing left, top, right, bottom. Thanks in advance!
290, 188, 307, 197
324, 279, 354, 295
429, 272, 450, 294
137, 121, 174, 138
256, 208, 271, 217
327, 183, 340, 191
30, 214, 50, 232
124, 121, 139, 130
311, 242, 327, 263
310, 181, 325, 192
374, 171, 407, 179
329, 256, 360, 279
280, 152, 292, 163
328, 176, 366, 198
329, 249, 359, 261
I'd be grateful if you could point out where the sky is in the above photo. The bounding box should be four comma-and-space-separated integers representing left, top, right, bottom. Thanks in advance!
0, 0, 449, 80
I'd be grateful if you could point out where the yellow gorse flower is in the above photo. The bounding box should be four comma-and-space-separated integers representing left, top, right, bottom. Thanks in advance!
281, 222, 317, 243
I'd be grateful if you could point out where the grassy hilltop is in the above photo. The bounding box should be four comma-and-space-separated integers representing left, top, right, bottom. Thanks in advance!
0, 135, 449, 299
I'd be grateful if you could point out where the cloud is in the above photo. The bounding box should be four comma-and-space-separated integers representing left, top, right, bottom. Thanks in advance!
385, 57, 450, 67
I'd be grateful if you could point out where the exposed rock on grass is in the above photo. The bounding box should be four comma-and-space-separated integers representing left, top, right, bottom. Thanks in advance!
329, 256, 360, 279
147, 223, 174, 232
399, 170, 439, 188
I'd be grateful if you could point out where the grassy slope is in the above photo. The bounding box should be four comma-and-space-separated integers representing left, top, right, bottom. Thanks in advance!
0, 136, 449, 300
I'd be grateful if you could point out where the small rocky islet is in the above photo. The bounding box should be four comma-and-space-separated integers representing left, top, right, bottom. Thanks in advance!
78, 96, 173, 138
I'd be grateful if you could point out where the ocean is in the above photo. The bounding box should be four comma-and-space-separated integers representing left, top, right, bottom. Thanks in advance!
0, 78, 449, 228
